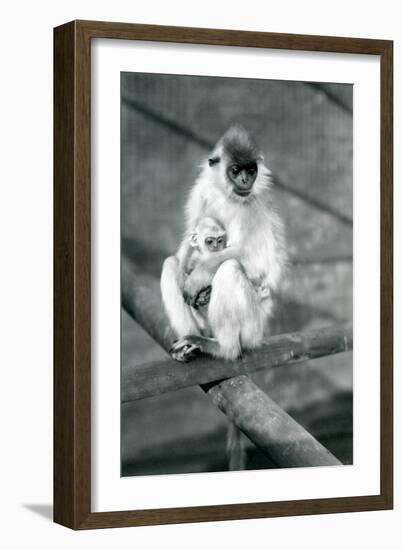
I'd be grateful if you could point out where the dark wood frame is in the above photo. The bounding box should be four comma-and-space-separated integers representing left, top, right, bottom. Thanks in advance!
54, 20, 393, 530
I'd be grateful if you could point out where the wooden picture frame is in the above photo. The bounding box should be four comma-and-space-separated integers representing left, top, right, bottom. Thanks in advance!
54, 20, 393, 529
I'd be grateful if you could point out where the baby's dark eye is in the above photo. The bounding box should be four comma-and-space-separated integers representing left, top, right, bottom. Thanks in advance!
231, 165, 240, 175
217, 237, 223, 243
205, 238, 213, 245
247, 168, 256, 176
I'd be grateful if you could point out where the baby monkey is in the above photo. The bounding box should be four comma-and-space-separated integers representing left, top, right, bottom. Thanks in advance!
182, 217, 228, 310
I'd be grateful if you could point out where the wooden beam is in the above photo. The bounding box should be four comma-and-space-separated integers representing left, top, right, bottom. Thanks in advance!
208, 375, 341, 467
122, 325, 352, 402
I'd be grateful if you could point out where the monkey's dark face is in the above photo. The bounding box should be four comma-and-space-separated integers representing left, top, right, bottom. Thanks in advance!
204, 233, 226, 252
208, 125, 262, 199
226, 162, 258, 197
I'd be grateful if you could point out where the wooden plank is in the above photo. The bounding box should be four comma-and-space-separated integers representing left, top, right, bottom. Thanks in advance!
54, 21, 91, 530
380, 40, 394, 508
75, 20, 391, 55
122, 324, 352, 402
54, 21, 76, 529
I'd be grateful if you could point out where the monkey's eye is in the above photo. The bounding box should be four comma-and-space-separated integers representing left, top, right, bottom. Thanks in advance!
217, 237, 223, 244
247, 168, 257, 176
205, 238, 213, 246
230, 165, 240, 176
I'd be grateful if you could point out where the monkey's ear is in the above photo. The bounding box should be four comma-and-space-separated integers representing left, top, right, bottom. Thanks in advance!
189, 232, 199, 247
208, 156, 220, 166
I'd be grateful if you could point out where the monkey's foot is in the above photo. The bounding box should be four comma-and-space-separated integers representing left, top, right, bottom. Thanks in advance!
193, 286, 212, 309
169, 336, 203, 362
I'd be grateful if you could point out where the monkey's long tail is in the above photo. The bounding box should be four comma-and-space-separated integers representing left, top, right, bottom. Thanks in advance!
226, 423, 246, 471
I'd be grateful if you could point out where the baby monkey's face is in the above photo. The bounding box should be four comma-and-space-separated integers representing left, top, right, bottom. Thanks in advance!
203, 233, 227, 253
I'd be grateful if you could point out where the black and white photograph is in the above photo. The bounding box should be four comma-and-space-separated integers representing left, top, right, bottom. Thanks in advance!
0, 0, 398, 542
121, 72, 353, 477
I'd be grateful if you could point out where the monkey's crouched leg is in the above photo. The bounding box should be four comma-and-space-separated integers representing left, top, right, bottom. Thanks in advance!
161, 255, 202, 337
169, 335, 204, 362
208, 259, 264, 358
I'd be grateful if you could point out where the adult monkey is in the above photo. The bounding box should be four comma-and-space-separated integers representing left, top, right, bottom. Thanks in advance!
161, 125, 286, 362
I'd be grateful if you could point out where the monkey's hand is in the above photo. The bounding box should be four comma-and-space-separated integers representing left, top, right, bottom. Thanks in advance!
193, 286, 212, 309
169, 336, 203, 362
183, 283, 212, 309
183, 266, 213, 307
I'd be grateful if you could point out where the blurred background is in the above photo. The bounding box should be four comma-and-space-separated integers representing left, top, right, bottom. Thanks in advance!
120, 72, 353, 476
